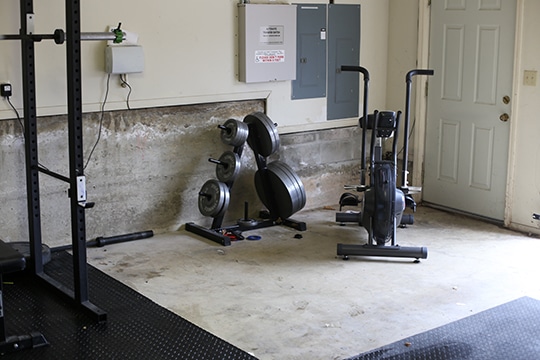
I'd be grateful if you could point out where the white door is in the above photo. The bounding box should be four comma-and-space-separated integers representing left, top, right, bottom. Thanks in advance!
423, 0, 516, 221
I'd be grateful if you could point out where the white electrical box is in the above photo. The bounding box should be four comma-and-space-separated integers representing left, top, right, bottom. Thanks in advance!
238, 3, 297, 83
105, 45, 145, 74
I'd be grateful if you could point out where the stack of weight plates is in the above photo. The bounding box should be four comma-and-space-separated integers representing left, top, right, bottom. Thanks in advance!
215, 151, 241, 185
243, 112, 280, 157
254, 161, 306, 220
198, 113, 306, 221
220, 119, 249, 147
197, 119, 249, 219
198, 179, 230, 218
244, 112, 306, 220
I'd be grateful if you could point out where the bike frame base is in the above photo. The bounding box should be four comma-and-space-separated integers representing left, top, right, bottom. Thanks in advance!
337, 243, 428, 261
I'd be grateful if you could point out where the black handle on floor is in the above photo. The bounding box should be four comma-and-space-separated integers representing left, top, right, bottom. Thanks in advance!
51, 230, 154, 252
90, 230, 154, 247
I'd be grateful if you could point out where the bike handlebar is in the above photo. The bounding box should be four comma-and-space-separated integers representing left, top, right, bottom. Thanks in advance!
406, 69, 434, 82
340, 65, 370, 81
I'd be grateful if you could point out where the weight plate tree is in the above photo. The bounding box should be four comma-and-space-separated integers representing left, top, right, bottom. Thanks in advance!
186, 112, 307, 246
186, 118, 247, 246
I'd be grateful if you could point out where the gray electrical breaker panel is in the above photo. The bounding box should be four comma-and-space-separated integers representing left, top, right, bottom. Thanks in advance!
292, 4, 327, 99
238, 4, 297, 83
327, 4, 360, 120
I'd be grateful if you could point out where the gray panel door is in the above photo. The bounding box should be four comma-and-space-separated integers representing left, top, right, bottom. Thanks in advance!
292, 4, 327, 99
327, 4, 360, 120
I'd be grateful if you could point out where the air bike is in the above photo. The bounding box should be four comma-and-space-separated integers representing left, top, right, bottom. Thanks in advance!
336, 66, 433, 262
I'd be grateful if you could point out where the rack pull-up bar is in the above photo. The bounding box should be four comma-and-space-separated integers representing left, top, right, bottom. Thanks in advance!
0, 31, 125, 43
1, 20, 125, 43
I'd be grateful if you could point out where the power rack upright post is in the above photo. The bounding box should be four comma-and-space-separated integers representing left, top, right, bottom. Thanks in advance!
1, 0, 126, 321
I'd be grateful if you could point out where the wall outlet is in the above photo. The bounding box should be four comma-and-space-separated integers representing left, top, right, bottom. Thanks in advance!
1, 83, 12, 97
523, 70, 537, 86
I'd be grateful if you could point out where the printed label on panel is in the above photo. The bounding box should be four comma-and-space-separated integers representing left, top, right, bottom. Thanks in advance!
255, 50, 285, 63
260, 26, 284, 45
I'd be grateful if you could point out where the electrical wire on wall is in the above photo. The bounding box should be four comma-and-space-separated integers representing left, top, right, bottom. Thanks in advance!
84, 72, 133, 170
84, 73, 111, 170
119, 74, 132, 110
3, 95, 50, 171
6, 96, 25, 132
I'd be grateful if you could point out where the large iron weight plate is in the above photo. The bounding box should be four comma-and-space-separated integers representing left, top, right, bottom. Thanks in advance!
271, 161, 306, 213
220, 119, 249, 147
215, 151, 241, 184
254, 161, 304, 219
244, 112, 280, 157
198, 179, 230, 218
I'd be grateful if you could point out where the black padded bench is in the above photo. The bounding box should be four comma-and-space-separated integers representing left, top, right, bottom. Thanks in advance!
0, 239, 48, 354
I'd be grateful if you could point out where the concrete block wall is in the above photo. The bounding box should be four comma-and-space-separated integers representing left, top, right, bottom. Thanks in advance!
0, 101, 362, 247
277, 127, 362, 210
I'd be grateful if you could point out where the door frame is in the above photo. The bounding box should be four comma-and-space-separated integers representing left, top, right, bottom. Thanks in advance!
415, 0, 524, 226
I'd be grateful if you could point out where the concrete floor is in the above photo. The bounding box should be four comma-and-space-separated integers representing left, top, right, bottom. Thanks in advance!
87, 205, 540, 360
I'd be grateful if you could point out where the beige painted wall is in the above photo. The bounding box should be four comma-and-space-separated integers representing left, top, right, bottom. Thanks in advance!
386, 0, 419, 166
0, 0, 390, 133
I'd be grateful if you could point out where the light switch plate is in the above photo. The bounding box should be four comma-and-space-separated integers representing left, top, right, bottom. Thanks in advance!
524, 70, 537, 86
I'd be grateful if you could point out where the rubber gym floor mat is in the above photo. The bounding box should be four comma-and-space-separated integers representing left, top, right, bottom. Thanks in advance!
1, 251, 257, 360
345, 296, 540, 360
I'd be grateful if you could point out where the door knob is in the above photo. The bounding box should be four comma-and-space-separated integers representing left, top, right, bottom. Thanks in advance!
499, 113, 509, 122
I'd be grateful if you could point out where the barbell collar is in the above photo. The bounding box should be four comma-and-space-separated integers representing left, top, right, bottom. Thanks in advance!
81, 32, 126, 42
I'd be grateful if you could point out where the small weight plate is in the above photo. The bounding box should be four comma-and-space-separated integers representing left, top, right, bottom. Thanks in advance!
220, 119, 249, 147
215, 151, 241, 184
244, 112, 280, 157
198, 179, 230, 218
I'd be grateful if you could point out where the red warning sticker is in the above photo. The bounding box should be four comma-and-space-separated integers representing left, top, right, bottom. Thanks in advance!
254, 50, 285, 63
